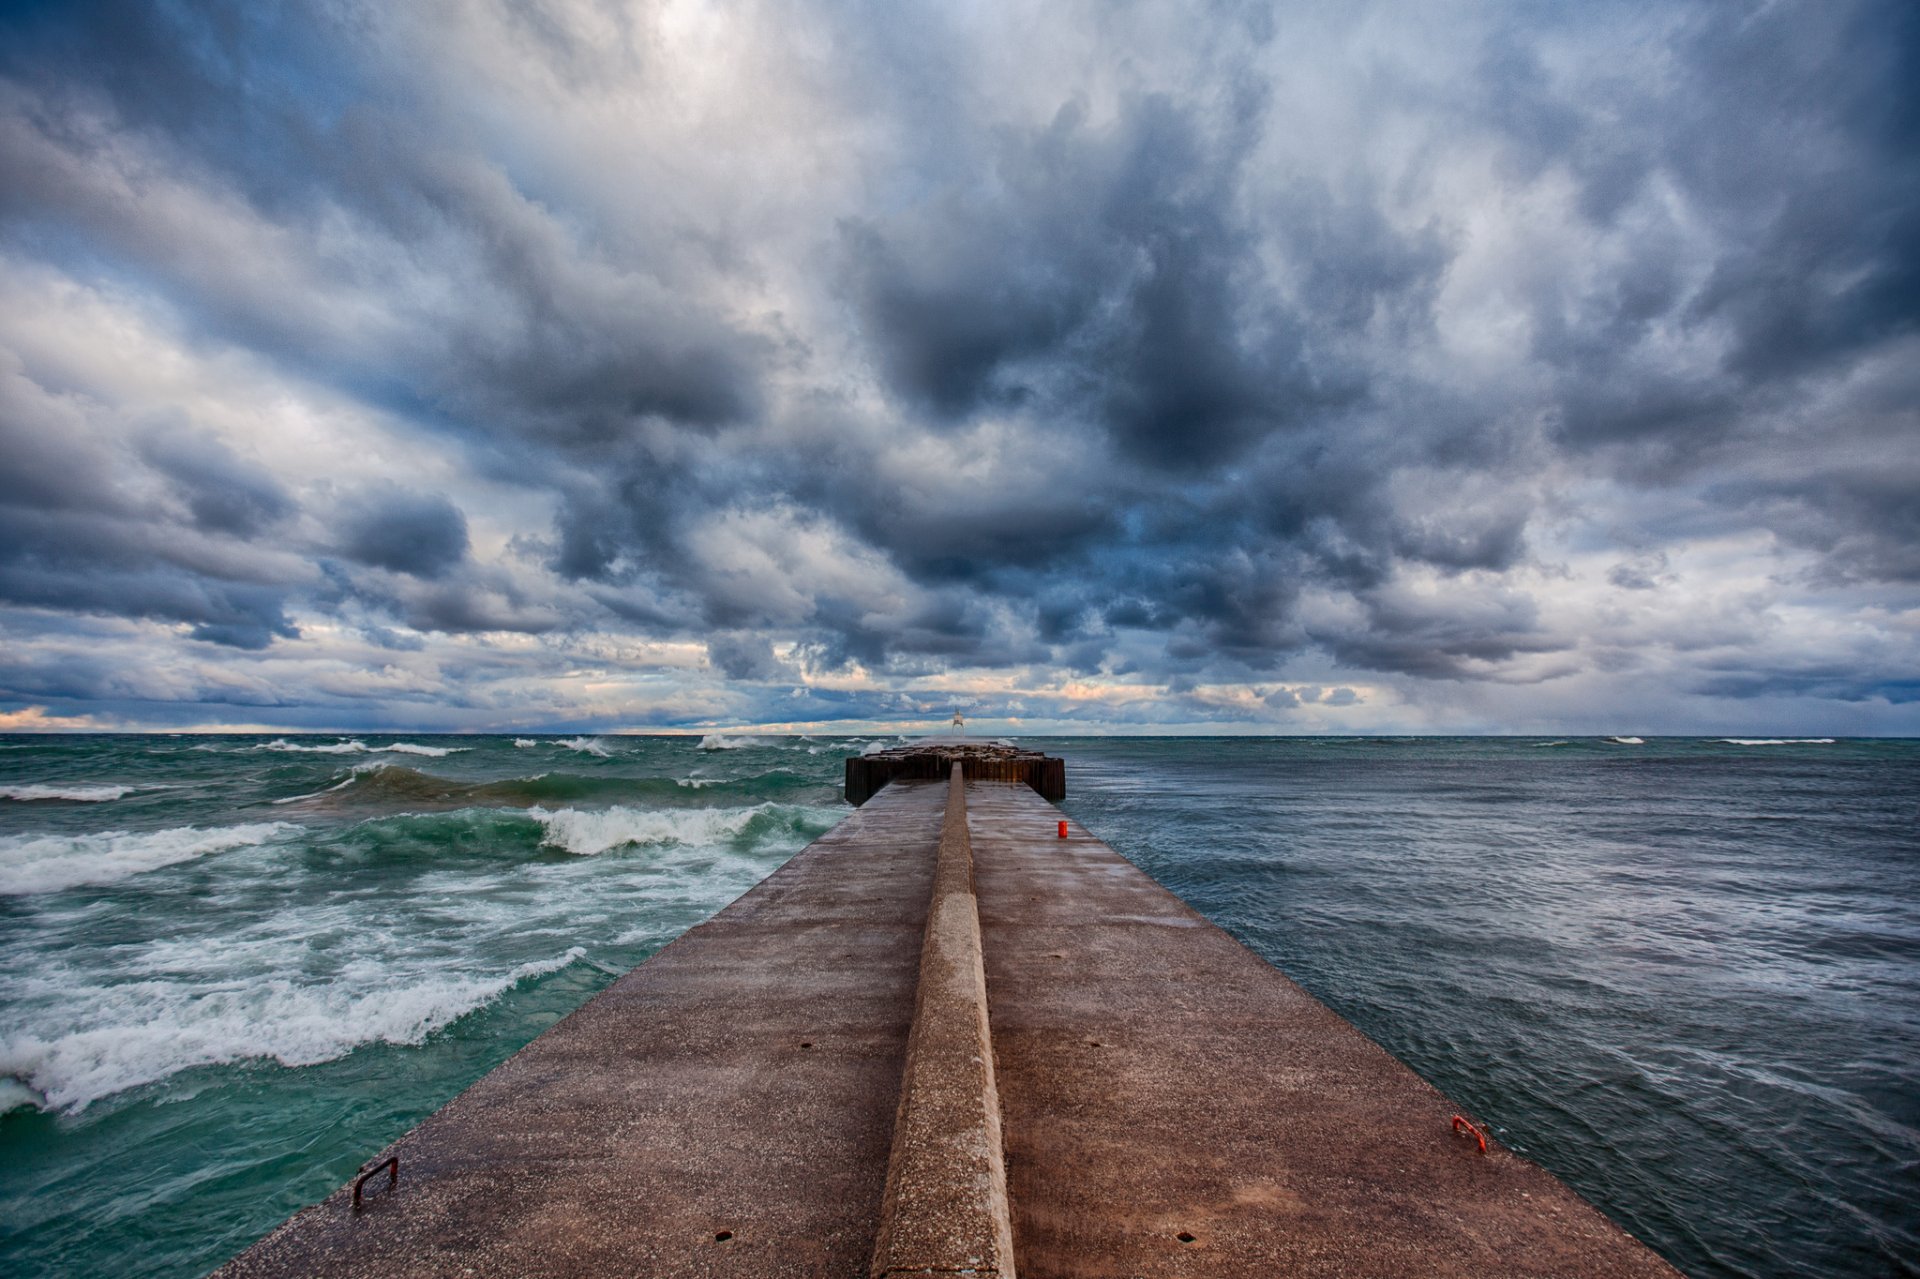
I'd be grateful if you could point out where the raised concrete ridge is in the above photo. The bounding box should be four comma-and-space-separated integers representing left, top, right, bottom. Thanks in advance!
870, 766, 1015, 1278
217, 760, 1685, 1279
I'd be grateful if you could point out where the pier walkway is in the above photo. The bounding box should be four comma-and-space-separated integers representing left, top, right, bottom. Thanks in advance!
220, 756, 1682, 1278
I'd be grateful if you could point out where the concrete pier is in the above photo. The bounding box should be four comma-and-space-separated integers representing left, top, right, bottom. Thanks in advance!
219, 752, 1684, 1278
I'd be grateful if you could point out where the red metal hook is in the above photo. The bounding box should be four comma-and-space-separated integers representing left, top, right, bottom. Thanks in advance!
353, 1156, 399, 1209
1450, 1114, 1487, 1154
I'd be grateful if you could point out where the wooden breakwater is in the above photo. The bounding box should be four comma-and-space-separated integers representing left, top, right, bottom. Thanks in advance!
218, 745, 1683, 1279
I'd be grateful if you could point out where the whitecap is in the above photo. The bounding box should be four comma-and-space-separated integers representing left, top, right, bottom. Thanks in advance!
0, 822, 300, 895
1604, 736, 1646, 745
860, 740, 888, 756
1, 784, 137, 802
1719, 738, 1836, 745
513, 738, 539, 748
260, 738, 369, 755
531, 804, 765, 856
0, 1077, 44, 1114
554, 737, 611, 758
0, 947, 585, 1111
375, 742, 469, 757
696, 733, 759, 751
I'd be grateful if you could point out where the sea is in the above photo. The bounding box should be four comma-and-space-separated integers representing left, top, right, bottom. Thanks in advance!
1, 734, 1914, 1279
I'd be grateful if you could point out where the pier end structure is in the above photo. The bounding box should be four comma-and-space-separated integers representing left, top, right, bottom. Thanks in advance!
846, 739, 1064, 806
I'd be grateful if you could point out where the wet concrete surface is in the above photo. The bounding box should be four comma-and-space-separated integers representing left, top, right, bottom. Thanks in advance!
216, 781, 946, 1279
968, 779, 1684, 1279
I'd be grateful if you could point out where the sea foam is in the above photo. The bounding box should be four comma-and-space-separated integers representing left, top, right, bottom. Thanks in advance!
1, 784, 137, 802
0, 822, 299, 895
258, 738, 466, 757
1720, 738, 1836, 746
696, 733, 759, 751
0, 947, 585, 1111
554, 737, 611, 757
261, 738, 369, 754
530, 804, 766, 856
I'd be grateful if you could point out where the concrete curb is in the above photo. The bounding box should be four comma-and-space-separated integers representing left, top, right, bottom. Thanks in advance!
870, 765, 1016, 1279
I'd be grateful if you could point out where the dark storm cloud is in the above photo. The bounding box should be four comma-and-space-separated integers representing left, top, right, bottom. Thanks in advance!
0, 381, 301, 648
336, 487, 469, 579
0, 511, 298, 649
0, 0, 1915, 728
705, 632, 786, 681
141, 425, 296, 536
840, 90, 1387, 469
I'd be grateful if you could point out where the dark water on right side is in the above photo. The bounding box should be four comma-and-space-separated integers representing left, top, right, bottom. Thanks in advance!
1051, 736, 1920, 1279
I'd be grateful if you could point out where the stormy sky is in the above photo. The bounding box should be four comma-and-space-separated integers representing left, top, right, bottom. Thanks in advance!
1, 0, 1915, 734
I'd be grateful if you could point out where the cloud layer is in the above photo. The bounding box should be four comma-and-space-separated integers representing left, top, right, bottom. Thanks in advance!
1, 0, 1916, 733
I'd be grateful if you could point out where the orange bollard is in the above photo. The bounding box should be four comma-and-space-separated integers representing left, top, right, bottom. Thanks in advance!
1057, 820, 1068, 839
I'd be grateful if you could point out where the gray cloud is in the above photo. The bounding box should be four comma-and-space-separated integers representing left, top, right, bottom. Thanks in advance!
141, 424, 296, 536
0, 0, 1915, 730
336, 487, 469, 579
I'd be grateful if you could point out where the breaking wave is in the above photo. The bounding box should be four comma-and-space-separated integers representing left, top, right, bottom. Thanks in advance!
260, 738, 368, 754
269, 762, 830, 813
258, 738, 469, 757
1720, 738, 1837, 746
2, 784, 137, 802
554, 737, 611, 757
0, 948, 587, 1112
532, 803, 774, 856
696, 733, 761, 751
1605, 736, 1646, 745
0, 822, 300, 895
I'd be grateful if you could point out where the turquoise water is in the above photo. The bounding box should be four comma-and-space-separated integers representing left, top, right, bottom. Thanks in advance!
0, 733, 851, 1277
3, 735, 1916, 1277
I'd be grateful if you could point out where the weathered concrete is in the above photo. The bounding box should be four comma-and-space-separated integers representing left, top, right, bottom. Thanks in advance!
847, 742, 1064, 806
216, 780, 947, 1279
967, 779, 1684, 1279
870, 766, 1015, 1279
217, 759, 1691, 1279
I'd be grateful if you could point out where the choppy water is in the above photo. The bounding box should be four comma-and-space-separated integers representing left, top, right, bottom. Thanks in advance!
2, 735, 1915, 1278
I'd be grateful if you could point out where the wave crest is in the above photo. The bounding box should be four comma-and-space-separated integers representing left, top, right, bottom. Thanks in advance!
1, 784, 136, 802
696, 733, 760, 751
0, 822, 300, 895
0, 948, 586, 1111
531, 804, 767, 856
259, 738, 467, 757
